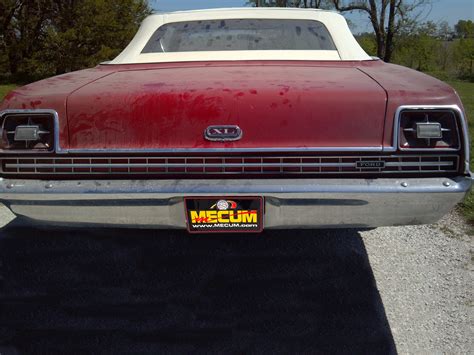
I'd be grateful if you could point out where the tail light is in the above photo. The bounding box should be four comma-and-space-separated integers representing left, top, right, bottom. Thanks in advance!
399, 109, 460, 150
0, 113, 55, 151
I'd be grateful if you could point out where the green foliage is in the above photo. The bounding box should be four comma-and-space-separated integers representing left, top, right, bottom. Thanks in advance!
393, 21, 440, 72
453, 38, 474, 81
0, 0, 151, 81
0, 1, 472, 84
449, 81, 474, 226
0, 84, 17, 101
246, 0, 332, 8
355, 33, 377, 57
455, 20, 474, 39
355, 19, 474, 82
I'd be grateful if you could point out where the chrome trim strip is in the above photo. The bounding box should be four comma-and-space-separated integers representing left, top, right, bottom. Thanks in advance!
64, 146, 384, 153
1, 177, 470, 195
1, 154, 459, 175
3, 161, 456, 169
4, 162, 357, 169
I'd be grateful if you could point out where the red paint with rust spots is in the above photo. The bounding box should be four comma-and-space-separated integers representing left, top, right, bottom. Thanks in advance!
66, 62, 386, 150
0, 60, 463, 151
357, 60, 465, 149
0, 66, 116, 149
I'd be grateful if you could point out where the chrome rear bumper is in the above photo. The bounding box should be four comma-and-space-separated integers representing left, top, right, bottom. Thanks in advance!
0, 177, 471, 229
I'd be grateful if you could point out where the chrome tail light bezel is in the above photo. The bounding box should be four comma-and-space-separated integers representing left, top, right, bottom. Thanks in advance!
398, 108, 461, 151
0, 109, 59, 154
391, 105, 470, 175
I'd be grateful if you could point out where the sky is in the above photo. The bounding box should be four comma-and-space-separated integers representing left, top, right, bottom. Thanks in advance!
150, 0, 474, 33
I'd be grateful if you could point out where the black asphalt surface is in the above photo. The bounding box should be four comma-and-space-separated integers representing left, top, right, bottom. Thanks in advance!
0, 223, 396, 354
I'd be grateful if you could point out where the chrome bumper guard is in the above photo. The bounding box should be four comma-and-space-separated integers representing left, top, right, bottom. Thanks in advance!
0, 177, 471, 229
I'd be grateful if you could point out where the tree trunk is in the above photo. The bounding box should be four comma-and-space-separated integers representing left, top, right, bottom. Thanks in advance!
8, 49, 18, 75
383, 0, 397, 62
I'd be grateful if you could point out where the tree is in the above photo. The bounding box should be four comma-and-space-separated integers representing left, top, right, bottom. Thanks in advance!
454, 36, 474, 79
248, 0, 332, 8
331, 1, 431, 62
355, 32, 377, 56
454, 19, 474, 39
452, 20, 474, 79
436, 22, 454, 71
0, 0, 150, 80
437, 21, 453, 41
0, 0, 54, 76
248, 0, 432, 63
42, 0, 150, 75
412, 21, 439, 71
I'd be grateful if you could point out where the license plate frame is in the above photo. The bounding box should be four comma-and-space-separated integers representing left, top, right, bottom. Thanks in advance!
184, 196, 264, 233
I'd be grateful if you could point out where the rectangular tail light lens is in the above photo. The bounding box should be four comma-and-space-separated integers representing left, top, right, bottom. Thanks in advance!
0, 113, 55, 151
399, 110, 460, 150
416, 122, 442, 139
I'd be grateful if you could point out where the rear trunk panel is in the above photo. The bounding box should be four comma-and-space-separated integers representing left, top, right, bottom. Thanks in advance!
66, 64, 387, 150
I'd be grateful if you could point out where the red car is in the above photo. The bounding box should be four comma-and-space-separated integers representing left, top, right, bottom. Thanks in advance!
0, 8, 471, 233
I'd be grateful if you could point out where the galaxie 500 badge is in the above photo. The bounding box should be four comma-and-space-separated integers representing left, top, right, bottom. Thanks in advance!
185, 197, 263, 233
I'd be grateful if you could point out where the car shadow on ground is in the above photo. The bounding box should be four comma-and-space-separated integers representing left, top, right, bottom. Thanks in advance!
0, 224, 396, 354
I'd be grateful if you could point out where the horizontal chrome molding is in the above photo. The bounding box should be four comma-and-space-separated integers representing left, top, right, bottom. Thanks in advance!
1, 154, 459, 175
64, 146, 385, 153
1, 177, 470, 195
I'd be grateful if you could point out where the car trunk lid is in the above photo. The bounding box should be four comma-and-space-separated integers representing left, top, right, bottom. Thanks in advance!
66, 63, 387, 150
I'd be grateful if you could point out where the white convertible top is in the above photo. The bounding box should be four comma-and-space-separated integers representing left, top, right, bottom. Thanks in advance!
110, 8, 371, 64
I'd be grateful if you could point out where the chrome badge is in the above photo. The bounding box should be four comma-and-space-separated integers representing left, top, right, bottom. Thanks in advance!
205, 125, 242, 142
356, 161, 386, 169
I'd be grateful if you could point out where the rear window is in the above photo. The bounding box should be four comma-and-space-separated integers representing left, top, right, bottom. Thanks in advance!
142, 19, 337, 53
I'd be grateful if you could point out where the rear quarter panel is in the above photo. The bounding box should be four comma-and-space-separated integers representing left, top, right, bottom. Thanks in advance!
0, 67, 117, 150
358, 61, 465, 149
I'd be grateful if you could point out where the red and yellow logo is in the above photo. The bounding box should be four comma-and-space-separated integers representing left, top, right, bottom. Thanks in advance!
190, 199, 258, 224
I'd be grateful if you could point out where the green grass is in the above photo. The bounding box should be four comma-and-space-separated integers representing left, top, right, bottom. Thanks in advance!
0, 84, 17, 100
448, 80, 474, 225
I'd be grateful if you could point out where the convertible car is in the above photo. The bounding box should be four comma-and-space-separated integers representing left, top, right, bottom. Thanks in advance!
0, 8, 471, 232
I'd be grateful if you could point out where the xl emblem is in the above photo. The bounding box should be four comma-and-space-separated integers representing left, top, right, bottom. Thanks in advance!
205, 125, 242, 142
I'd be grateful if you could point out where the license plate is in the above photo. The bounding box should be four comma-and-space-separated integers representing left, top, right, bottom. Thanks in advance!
184, 197, 264, 233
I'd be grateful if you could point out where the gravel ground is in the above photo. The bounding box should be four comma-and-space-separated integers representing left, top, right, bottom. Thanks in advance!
0, 205, 471, 354
360, 210, 473, 354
